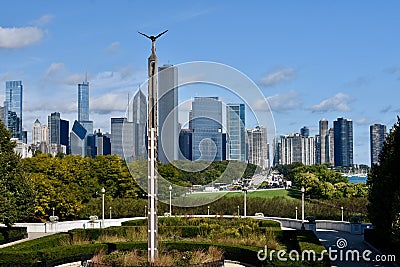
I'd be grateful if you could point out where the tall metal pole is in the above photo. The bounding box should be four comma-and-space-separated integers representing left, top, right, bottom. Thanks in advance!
169, 185, 172, 215
101, 187, 105, 228
244, 189, 247, 218
341, 206, 344, 221
301, 187, 305, 229
139, 30, 167, 264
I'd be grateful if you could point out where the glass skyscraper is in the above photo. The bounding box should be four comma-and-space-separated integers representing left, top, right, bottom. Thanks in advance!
191, 97, 223, 161
5, 81, 23, 140
226, 103, 246, 162
370, 123, 386, 166
78, 81, 89, 122
333, 117, 353, 167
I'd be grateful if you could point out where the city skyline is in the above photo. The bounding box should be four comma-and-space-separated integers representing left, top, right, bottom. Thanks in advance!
1, 1, 400, 164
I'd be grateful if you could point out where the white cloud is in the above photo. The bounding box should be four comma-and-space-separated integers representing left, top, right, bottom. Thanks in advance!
265, 90, 301, 112
106, 41, 120, 54
32, 15, 54, 26
44, 63, 65, 79
311, 93, 354, 113
354, 117, 371, 125
260, 67, 296, 87
90, 93, 128, 114
0, 26, 43, 49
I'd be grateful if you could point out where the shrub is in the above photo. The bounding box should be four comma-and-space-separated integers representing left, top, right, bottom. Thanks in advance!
0, 226, 28, 245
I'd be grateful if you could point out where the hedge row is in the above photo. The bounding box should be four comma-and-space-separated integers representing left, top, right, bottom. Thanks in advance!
0, 227, 28, 245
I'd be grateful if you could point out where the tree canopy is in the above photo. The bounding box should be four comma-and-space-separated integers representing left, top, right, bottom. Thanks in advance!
0, 121, 35, 226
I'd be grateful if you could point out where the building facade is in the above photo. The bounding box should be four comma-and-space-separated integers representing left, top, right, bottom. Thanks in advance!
48, 112, 69, 153
279, 133, 315, 165
333, 117, 353, 167
111, 117, 134, 160
32, 119, 42, 145
247, 126, 269, 169
158, 65, 179, 163
5, 81, 23, 140
130, 89, 147, 159
191, 97, 223, 161
227, 104, 246, 162
318, 119, 329, 164
370, 123, 386, 166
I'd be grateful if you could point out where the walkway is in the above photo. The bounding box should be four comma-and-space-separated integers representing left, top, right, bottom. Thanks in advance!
316, 229, 397, 267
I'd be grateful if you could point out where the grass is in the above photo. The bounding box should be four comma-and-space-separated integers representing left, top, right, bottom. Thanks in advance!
186, 188, 290, 200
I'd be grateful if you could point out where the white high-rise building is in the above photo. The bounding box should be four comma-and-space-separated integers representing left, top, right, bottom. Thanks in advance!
280, 133, 315, 165
247, 126, 269, 169
32, 119, 42, 145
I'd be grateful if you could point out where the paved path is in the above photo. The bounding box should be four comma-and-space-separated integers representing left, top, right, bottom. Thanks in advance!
316, 230, 397, 267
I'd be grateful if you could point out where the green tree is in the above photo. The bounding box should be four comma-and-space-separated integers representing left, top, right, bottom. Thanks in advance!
0, 121, 35, 226
368, 117, 400, 246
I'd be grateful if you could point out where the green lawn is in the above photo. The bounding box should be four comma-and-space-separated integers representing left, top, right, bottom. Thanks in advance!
186, 189, 289, 199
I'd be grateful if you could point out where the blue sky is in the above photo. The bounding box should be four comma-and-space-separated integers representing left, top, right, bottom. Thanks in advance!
1, 1, 400, 165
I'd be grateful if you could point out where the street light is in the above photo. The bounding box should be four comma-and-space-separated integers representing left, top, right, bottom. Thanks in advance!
295, 206, 298, 220
169, 184, 172, 215
145, 205, 147, 218
301, 187, 305, 230
341, 206, 344, 221
207, 206, 210, 216
52, 207, 55, 217
237, 205, 240, 217
109, 206, 112, 220
101, 187, 105, 228
243, 186, 248, 218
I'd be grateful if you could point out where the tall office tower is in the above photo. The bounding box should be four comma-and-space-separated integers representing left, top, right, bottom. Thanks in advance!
0, 106, 4, 123
227, 104, 246, 162
48, 112, 69, 153
32, 119, 42, 145
319, 119, 329, 164
315, 134, 321, 164
191, 97, 223, 161
77, 81, 93, 135
110, 117, 134, 159
370, 124, 386, 166
179, 129, 192, 160
158, 64, 178, 163
273, 135, 284, 166
328, 128, 335, 165
279, 133, 315, 165
247, 126, 269, 169
86, 130, 111, 158
300, 126, 310, 137
70, 120, 87, 156
5, 81, 23, 140
333, 117, 353, 167
131, 89, 147, 159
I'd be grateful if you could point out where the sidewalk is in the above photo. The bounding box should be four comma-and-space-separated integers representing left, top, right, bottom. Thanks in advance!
316, 229, 397, 267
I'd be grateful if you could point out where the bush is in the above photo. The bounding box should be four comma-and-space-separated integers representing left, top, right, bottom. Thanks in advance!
1, 232, 70, 251
0, 226, 28, 245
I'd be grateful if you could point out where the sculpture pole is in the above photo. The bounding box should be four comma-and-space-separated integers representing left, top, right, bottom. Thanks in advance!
139, 30, 167, 263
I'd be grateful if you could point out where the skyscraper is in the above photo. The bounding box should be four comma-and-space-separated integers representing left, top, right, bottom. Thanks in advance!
300, 126, 310, 137
191, 97, 223, 161
70, 120, 87, 156
5, 81, 23, 140
48, 112, 69, 154
32, 119, 42, 145
247, 126, 269, 169
319, 119, 329, 164
130, 89, 147, 159
279, 133, 315, 165
370, 124, 386, 166
78, 81, 89, 122
333, 117, 353, 167
111, 117, 134, 159
158, 64, 178, 163
227, 104, 246, 162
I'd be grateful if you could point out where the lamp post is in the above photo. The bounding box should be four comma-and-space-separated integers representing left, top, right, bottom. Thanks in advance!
207, 206, 210, 216
169, 184, 172, 215
101, 187, 105, 228
341, 206, 344, 221
109, 206, 112, 219
301, 187, 305, 230
145, 205, 147, 217
295, 206, 298, 220
243, 186, 248, 218
52, 207, 55, 217
237, 205, 240, 217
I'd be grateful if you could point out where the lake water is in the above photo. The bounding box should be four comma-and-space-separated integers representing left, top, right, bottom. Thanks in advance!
347, 175, 367, 184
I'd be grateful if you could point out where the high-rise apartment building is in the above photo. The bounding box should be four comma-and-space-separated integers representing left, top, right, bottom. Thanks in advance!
370, 124, 386, 166
191, 97, 223, 161
273, 135, 284, 166
328, 128, 334, 165
333, 117, 353, 167
279, 133, 315, 165
227, 104, 246, 162
247, 126, 269, 169
5, 81, 23, 140
111, 117, 134, 159
319, 119, 329, 164
158, 64, 178, 163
